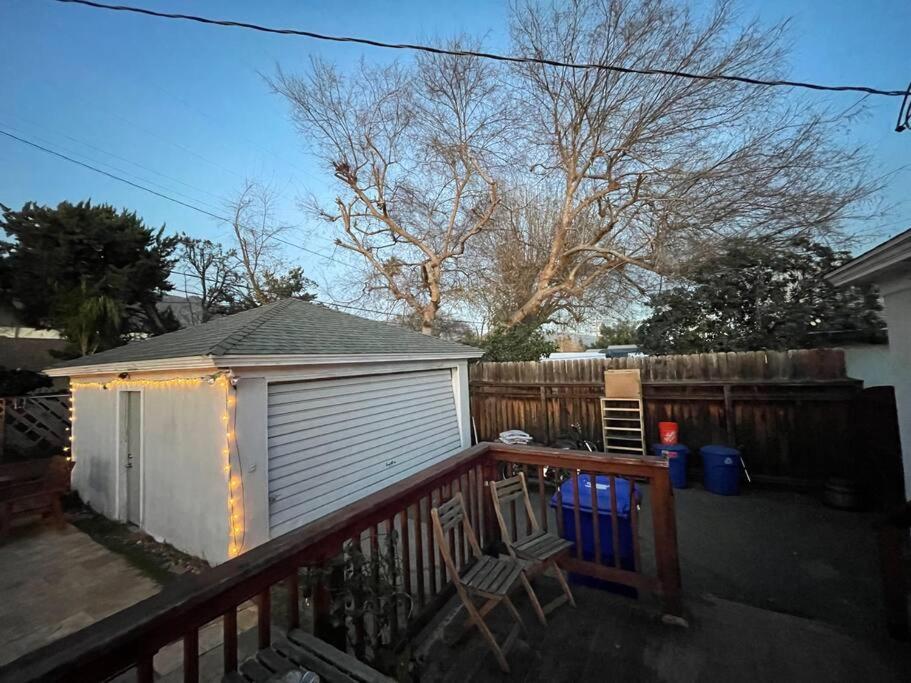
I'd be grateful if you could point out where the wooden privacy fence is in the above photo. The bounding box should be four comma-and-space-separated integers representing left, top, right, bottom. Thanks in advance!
0, 394, 71, 460
470, 349, 862, 486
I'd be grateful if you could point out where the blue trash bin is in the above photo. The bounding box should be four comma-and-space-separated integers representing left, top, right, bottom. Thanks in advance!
550, 474, 639, 596
653, 443, 690, 489
700, 445, 742, 495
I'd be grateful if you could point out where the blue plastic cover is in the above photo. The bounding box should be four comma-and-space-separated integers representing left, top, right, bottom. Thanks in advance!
550, 474, 637, 516
700, 445, 741, 458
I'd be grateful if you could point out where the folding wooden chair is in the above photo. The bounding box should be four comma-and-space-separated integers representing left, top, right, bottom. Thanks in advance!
431, 492, 543, 673
489, 472, 576, 618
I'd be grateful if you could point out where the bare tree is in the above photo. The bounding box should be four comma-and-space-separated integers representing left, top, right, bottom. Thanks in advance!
225, 180, 316, 305
494, 0, 876, 328
175, 235, 247, 322
270, 45, 508, 334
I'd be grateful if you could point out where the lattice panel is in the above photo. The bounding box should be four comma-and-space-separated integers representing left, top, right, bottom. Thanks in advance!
1, 394, 71, 455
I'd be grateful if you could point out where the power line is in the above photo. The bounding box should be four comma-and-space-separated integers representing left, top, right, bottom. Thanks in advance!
171, 268, 485, 326
1, 127, 486, 326
0, 118, 228, 216
55, 0, 909, 98
0, 128, 349, 267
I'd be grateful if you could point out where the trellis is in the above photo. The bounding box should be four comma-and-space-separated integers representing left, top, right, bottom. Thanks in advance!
0, 394, 71, 459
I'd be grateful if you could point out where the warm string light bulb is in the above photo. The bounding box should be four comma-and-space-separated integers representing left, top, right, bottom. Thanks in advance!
223, 380, 244, 559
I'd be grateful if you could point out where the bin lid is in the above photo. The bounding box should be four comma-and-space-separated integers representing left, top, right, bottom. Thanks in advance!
700, 445, 741, 457
651, 443, 690, 456
550, 474, 637, 516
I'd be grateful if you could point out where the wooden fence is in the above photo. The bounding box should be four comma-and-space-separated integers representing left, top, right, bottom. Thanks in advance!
0, 394, 71, 460
469, 349, 863, 486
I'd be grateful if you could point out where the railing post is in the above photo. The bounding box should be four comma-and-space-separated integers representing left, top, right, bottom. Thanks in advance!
183, 628, 199, 683
650, 468, 683, 617
480, 455, 499, 551
223, 606, 238, 673
312, 553, 347, 651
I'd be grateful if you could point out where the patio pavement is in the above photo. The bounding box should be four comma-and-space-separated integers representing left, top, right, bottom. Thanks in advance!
0, 523, 160, 666
416, 576, 910, 682
417, 482, 907, 680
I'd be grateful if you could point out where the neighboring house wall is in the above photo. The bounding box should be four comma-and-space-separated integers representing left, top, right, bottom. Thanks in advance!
843, 343, 896, 388
71, 372, 230, 563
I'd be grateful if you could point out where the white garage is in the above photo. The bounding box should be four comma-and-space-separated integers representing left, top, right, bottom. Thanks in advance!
46, 299, 482, 563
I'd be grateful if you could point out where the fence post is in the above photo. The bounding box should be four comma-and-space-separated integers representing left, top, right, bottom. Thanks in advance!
722, 384, 736, 446
0, 398, 5, 461
540, 386, 550, 444
650, 468, 683, 617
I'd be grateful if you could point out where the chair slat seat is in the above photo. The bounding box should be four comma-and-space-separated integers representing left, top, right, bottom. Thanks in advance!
513, 530, 573, 561
462, 556, 523, 596
431, 492, 541, 673
488, 472, 577, 616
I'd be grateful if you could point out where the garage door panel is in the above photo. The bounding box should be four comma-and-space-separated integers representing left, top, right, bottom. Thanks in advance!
268, 382, 446, 423
268, 412, 460, 480
266, 396, 456, 454
267, 391, 454, 436
270, 431, 461, 524
267, 419, 462, 493
269, 437, 462, 527
266, 401, 456, 452
267, 371, 447, 408
267, 369, 462, 536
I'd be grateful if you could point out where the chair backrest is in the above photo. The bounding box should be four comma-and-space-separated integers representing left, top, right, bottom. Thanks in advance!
489, 473, 540, 552
430, 492, 483, 579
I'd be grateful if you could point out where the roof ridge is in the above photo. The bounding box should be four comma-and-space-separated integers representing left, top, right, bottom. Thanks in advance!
207, 299, 294, 356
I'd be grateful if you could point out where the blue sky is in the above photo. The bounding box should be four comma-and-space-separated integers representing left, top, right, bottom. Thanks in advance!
1, 0, 909, 304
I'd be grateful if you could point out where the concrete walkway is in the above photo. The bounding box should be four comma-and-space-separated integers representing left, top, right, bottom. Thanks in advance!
0, 524, 160, 666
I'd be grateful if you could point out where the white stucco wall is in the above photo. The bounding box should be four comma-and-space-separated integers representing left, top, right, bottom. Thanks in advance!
71, 372, 232, 564
843, 343, 896, 388
876, 276, 911, 498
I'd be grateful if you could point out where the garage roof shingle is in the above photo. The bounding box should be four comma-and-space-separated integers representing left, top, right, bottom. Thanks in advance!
50, 299, 481, 369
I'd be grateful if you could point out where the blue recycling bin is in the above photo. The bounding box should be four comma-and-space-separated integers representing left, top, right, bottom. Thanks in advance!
700, 445, 742, 495
653, 443, 690, 489
550, 474, 639, 596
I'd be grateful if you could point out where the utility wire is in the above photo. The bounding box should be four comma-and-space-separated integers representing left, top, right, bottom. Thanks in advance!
0, 128, 348, 267
171, 266, 486, 326
55, 0, 909, 98
1, 128, 486, 326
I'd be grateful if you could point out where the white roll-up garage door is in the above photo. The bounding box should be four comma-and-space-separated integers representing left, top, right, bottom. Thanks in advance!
267, 369, 462, 536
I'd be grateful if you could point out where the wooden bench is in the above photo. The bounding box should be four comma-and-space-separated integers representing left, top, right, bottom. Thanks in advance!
229, 628, 395, 683
0, 456, 72, 537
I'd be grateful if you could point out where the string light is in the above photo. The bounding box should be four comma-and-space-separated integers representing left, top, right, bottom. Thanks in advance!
69, 371, 245, 560
223, 375, 244, 558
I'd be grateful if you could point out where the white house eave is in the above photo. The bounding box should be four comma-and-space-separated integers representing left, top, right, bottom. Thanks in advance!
213, 351, 484, 368
44, 356, 219, 377
827, 228, 911, 287
44, 350, 483, 377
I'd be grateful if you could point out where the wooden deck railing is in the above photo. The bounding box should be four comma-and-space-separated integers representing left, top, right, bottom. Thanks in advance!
0, 443, 680, 682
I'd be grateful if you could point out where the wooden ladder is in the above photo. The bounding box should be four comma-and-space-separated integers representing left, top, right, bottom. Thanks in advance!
601, 370, 646, 456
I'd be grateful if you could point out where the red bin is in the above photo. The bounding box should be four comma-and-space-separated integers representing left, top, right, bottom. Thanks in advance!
658, 422, 678, 444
